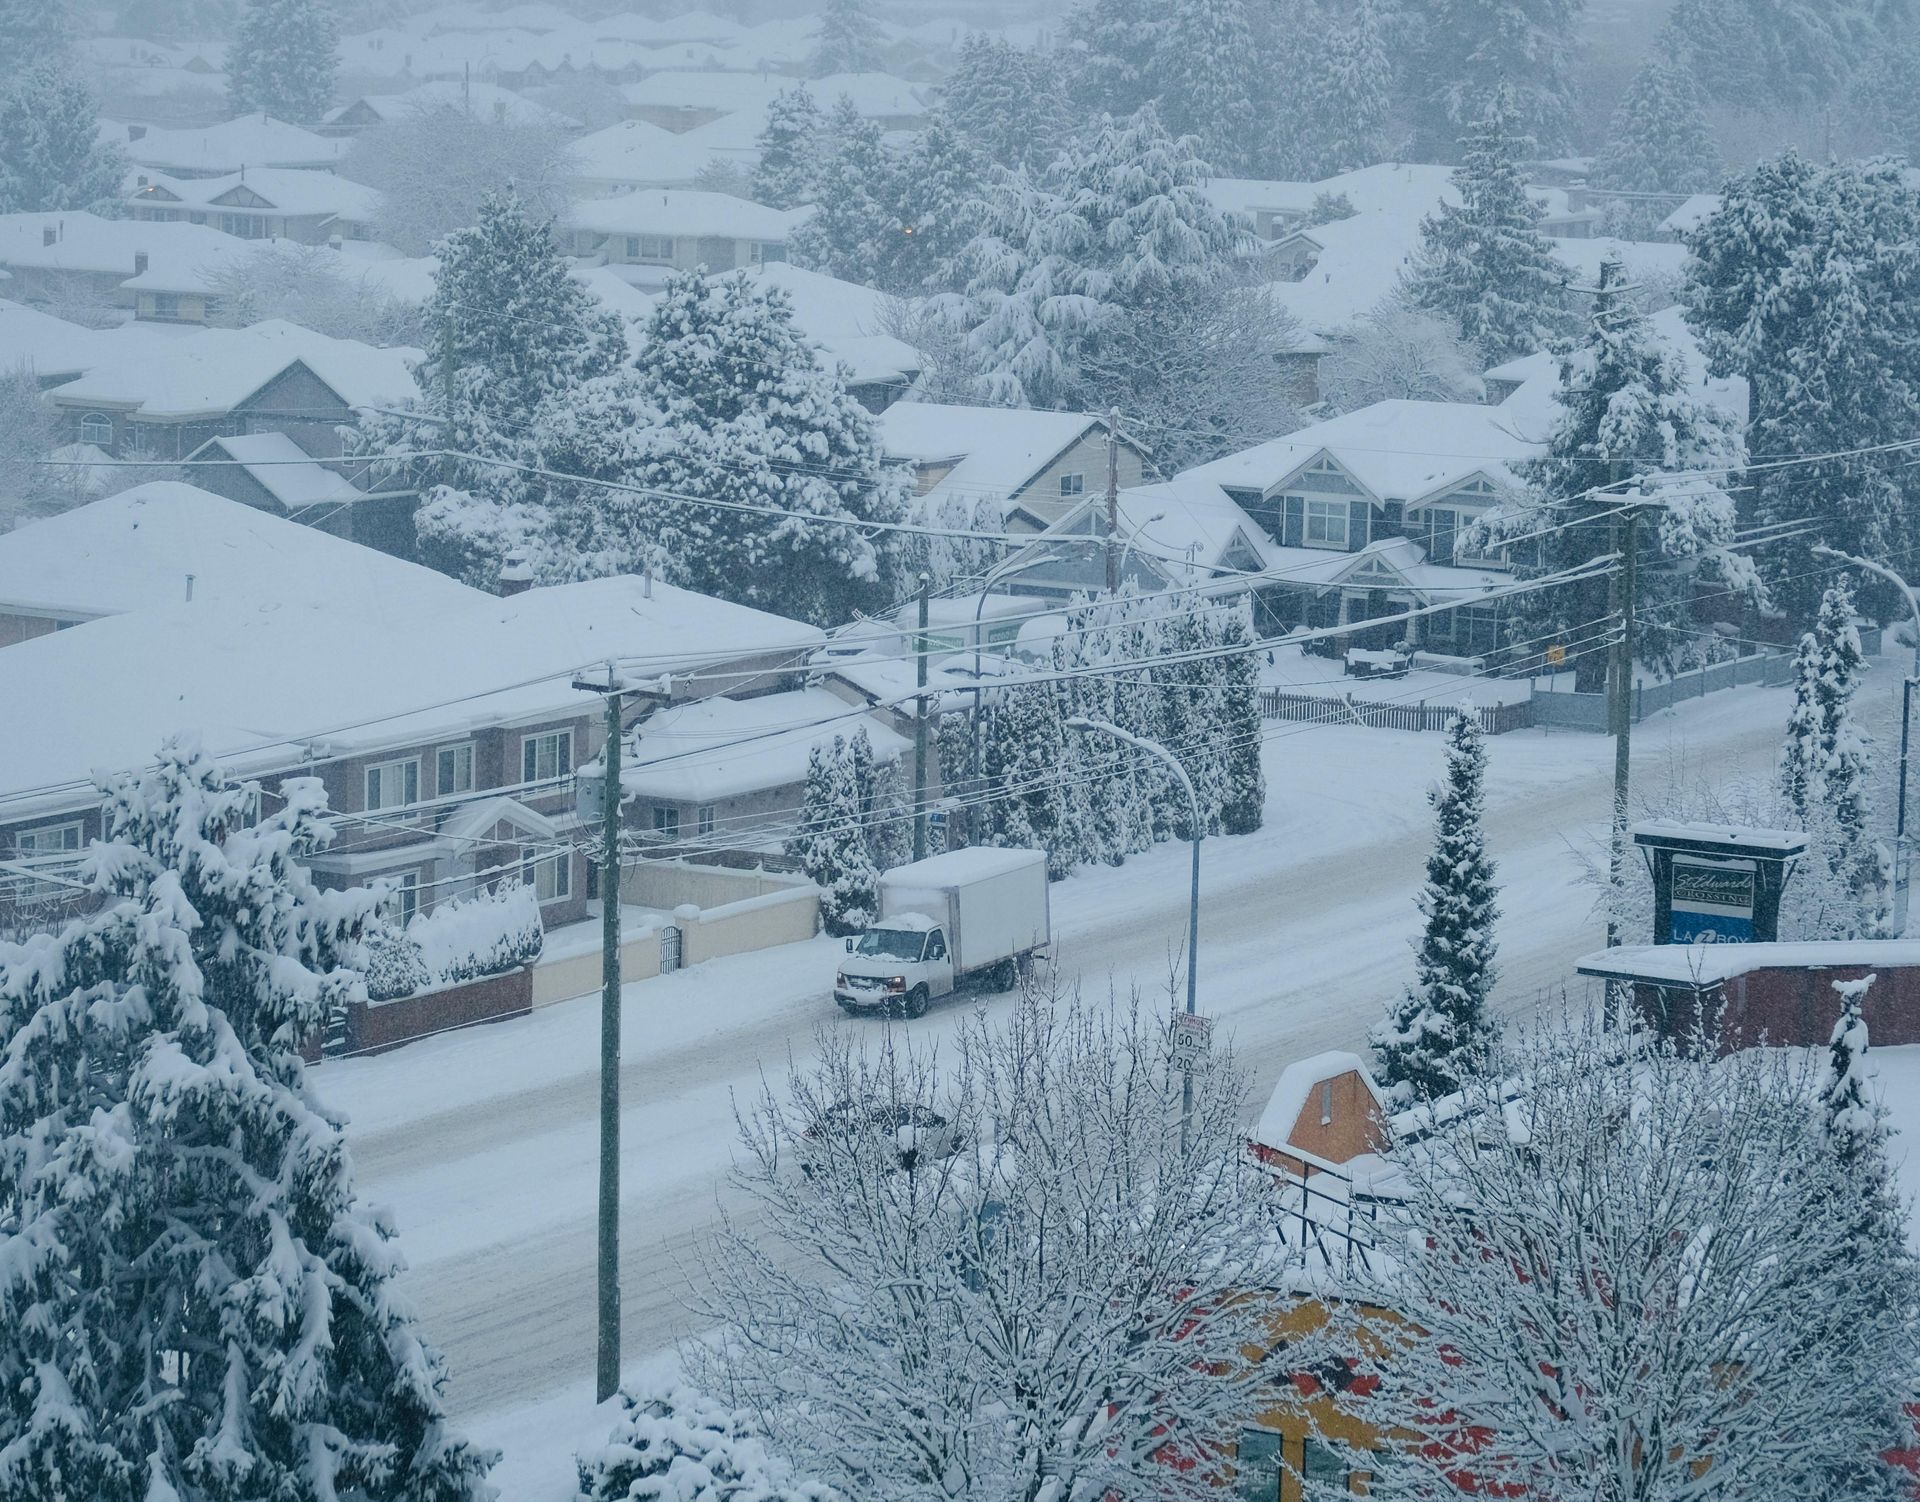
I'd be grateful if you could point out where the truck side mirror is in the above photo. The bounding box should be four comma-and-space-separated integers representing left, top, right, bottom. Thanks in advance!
844, 936, 855, 952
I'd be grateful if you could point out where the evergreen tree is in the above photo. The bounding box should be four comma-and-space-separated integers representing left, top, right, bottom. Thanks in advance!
1370, 709, 1500, 1107
1497, 254, 1744, 693
939, 35, 1074, 175
752, 85, 823, 210
809, 0, 879, 77
1779, 631, 1821, 821
0, 741, 495, 1502
789, 96, 896, 287
985, 681, 1076, 878
228, 0, 339, 126
1064, 0, 1162, 120
0, 0, 73, 63
1406, 91, 1577, 363
1805, 576, 1892, 938
1822, 976, 1879, 1168
1154, 0, 1258, 174
847, 725, 912, 873
1217, 598, 1266, 835
1407, 0, 1584, 160
1592, 53, 1720, 236
1667, 0, 1889, 109
579, 1380, 832, 1502
1685, 155, 1920, 623
879, 114, 985, 293
0, 61, 128, 214
1288, 0, 1391, 177
789, 739, 878, 935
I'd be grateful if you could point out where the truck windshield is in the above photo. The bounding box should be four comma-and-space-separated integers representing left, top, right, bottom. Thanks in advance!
855, 929, 927, 961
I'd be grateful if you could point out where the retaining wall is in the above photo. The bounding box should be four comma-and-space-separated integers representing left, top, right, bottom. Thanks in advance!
345, 965, 533, 1054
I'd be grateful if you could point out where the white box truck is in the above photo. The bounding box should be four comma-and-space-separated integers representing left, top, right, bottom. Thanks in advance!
833, 847, 1050, 1017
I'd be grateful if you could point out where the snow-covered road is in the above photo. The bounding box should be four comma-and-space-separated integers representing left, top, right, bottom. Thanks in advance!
326, 680, 1815, 1416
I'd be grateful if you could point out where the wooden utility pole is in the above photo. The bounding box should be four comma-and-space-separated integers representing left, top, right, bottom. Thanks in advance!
913, 572, 931, 860
1605, 503, 1642, 952
570, 671, 625, 1402
1104, 407, 1121, 595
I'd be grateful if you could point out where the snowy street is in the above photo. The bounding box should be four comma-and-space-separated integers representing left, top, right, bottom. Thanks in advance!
327, 677, 1817, 1418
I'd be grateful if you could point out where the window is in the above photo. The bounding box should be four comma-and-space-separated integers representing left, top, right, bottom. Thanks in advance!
1425, 507, 1459, 565
436, 744, 475, 797
1303, 1438, 1349, 1489
651, 805, 680, 838
1234, 1428, 1282, 1502
1058, 472, 1086, 498
382, 871, 420, 928
697, 804, 715, 836
150, 293, 180, 319
16, 821, 81, 857
630, 234, 673, 260
521, 731, 571, 784
1304, 498, 1350, 549
78, 413, 112, 446
364, 757, 420, 811
1320, 1080, 1334, 1125
528, 851, 571, 903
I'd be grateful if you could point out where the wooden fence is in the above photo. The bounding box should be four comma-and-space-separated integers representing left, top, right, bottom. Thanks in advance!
1260, 688, 1535, 736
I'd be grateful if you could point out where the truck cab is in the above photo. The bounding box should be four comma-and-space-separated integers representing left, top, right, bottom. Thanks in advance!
835, 917, 954, 1018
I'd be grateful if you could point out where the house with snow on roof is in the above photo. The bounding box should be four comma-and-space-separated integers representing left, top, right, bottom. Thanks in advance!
320, 80, 580, 134
565, 191, 807, 284
127, 168, 383, 245
0, 213, 249, 322
103, 114, 351, 178
874, 403, 1151, 532
568, 118, 754, 195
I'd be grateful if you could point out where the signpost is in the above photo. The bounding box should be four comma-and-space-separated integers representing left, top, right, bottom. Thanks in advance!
1668, 857, 1758, 943
1631, 823, 1807, 947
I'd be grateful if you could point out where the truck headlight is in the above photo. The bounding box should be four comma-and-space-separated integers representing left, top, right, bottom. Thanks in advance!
836, 972, 847, 988
887, 976, 906, 992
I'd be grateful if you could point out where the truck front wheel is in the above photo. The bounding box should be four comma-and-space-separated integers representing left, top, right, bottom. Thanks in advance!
903, 985, 930, 1020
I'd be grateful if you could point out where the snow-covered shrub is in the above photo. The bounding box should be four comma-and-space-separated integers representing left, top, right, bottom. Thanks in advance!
412, 880, 545, 984
577, 1381, 834, 1502
360, 927, 432, 1002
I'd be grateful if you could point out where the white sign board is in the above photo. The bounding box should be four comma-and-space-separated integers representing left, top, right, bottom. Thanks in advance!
1170, 1011, 1213, 1070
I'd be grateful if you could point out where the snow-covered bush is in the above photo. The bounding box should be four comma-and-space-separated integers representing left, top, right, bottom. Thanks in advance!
416, 880, 545, 983
577, 1381, 835, 1502
360, 927, 433, 1002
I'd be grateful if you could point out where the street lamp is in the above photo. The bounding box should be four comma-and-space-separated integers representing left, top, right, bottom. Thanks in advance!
1065, 716, 1204, 1147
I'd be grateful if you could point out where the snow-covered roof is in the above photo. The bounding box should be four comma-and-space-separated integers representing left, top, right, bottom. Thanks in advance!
876, 403, 1110, 513
1576, 940, 1920, 988
1181, 399, 1542, 503
1659, 193, 1720, 236
44, 321, 421, 419
622, 686, 903, 803
104, 114, 350, 175
1252, 1050, 1384, 1156
0, 299, 148, 382
807, 72, 930, 117
0, 212, 242, 280
0, 574, 825, 817
568, 118, 746, 190
618, 69, 796, 112
1485, 305, 1749, 433
1264, 210, 1430, 332
1549, 236, 1689, 290
566, 190, 806, 242
323, 81, 579, 129
129, 168, 384, 222
1204, 176, 1316, 222
0, 481, 457, 624
188, 433, 374, 511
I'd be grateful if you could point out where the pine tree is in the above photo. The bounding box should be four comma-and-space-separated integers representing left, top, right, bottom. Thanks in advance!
847, 725, 911, 874
1779, 631, 1821, 821
1217, 598, 1266, 835
985, 681, 1076, 878
1592, 53, 1720, 236
789, 738, 879, 935
1371, 709, 1500, 1108
1406, 91, 1577, 363
879, 113, 985, 293
1685, 155, 1920, 623
1154, 0, 1257, 174
579, 1380, 832, 1502
752, 85, 823, 210
228, 0, 339, 126
0, 0, 73, 61
788, 96, 896, 286
0, 741, 495, 1502
0, 61, 128, 214
1286, 0, 1391, 177
1667, 0, 1890, 110
1802, 577, 1893, 938
1407, 0, 1584, 159
1822, 976, 1879, 1166
1065, 0, 1162, 120
809, 0, 879, 77
1498, 254, 1744, 692
939, 35, 1073, 174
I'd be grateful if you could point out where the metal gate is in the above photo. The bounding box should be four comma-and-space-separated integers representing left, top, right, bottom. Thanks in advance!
660, 924, 682, 973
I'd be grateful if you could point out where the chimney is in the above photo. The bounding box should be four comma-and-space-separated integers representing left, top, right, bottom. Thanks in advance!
133, 251, 149, 275
127, 124, 147, 142
642, 555, 653, 599
498, 547, 534, 597
136, 174, 149, 188
185, 573, 195, 602
42, 226, 56, 247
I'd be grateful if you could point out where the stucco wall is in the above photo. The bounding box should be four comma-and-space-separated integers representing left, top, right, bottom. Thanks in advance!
620, 859, 809, 911
679, 885, 819, 965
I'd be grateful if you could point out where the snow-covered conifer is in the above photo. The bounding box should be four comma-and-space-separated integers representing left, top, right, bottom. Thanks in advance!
1779, 631, 1822, 821
1667, 0, 1890, 109
938, 35, 1073, 174
986, 680, 1076, 877
1287, 0, 1391, 177
0, 740, 495, 1502
1811, 577, 1891, 935
1217, 597, 1266, 835
788, 739, 878, 935
878, 114, 985, 293
578, 1379, 833, 1502
808, 0, 878, 77
0, 61, 127, 214
788, 97, 896, 287
1371, 708, 1499, 1107
1408, 0, 1583, 159
1064, 0, 1161, 119
1154, 0, 1257, 173
1592, 53, 1720, 235
0, 0, 74, 57
847, 726, 912, 874
1822, 976, 1878, 1164
752, 85, 823, 210
1406, 89, 1576, 362
228, 0, 339, 125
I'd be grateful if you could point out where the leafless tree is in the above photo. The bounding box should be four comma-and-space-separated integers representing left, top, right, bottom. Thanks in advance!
1318, 300, 1486, 413
203, 241, 423, 346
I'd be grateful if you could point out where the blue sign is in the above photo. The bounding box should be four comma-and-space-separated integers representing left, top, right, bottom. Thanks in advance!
1669, 857, 1757, 944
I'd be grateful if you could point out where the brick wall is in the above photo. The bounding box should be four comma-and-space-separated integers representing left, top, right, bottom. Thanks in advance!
1640, 962, 1920, 1051
343, 964, 532, 1054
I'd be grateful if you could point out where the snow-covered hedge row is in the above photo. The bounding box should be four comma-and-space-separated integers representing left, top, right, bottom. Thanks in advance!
577, 1382, 835, 1502
361, 882, 546, 1002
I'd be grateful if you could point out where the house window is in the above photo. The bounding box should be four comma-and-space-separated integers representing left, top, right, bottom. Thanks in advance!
78, 413, 112, 446
1320, 1080, 1334, 1125
630, 234, 673, 260
521, 731, 572, 784
1303, 1437, 1349, 1490
436, 744, 475, 797
1059, 472, 1086, 498
1304, 498, 1349, 549
382, 870, 420, 928
150, 293, 181, 320
652, 805, 680, 839
527, 851, 571, 903
1426, 507, 1458, 566
364, 757, 420, 812
697, 804, 715, 836
16, 821, 81, 857
1234, 1428, 1282, 1502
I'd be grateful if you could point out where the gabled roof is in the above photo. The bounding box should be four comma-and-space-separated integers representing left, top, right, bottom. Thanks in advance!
323, 81, 579, 130
1252, 1050, 1387, 1157
106, 114, 350, 175
0, 212, 242, 279
876, 403, 1119, 517
186, 433, 375, 512
566, 190, 807, 242
441, 794, 558, 845
129, 168, 383, 222
622, 686, 906, 804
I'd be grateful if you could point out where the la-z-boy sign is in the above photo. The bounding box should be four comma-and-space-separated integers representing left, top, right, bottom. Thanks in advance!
1670, 857, 1757, 942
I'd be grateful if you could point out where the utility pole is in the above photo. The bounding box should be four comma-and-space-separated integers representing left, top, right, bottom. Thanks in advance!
1104, 407, 1121, 595
913, 572, 931, 861
1605, 502, 1642, 953
572, 668, 625, 1403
